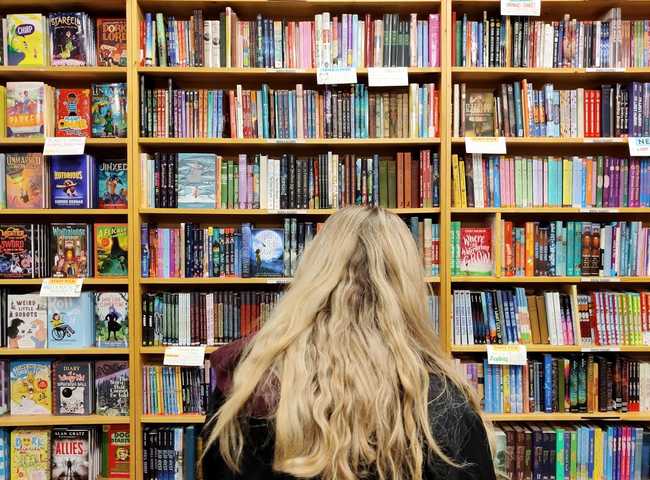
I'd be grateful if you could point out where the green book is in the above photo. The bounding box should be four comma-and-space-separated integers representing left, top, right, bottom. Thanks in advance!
555, 427, 565, 480
569, 430, 578, 479
567, 222, 575, 276
233, 163, 239, 208
515, 157, 523, 207
379, 159, 388, 208
573, 221, 582, 276
155, 13, 167, 67
387, 160, 396, 208
220, 160, 228, 208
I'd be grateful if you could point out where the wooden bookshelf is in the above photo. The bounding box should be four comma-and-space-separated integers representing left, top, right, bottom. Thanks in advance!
0, 415, 130, 427
0, 348, 130, 356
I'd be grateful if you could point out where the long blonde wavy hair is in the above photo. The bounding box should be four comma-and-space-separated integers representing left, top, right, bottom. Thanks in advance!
205, 206, 490, 479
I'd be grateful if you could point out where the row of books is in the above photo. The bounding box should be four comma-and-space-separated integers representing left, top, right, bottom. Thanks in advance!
460, 355, 648, 414
2, 82, 127, 138
142, 426, 201, 480
0, 290, 128, 349
451, 154, 650, 209
452, 9, 645, 69
142, 363, 213, 415
453, 288, 650, 347
0, 154, 127, 209
0, 359, 128, 416
140, 150, 439, 210
0, 223, 128, 279
453, 81, 650, 138
0, 13, 126, 67
140, 80, 439, 139
493, 424, 650, 480
141, 9, 440, 68
500, 220, 650, 278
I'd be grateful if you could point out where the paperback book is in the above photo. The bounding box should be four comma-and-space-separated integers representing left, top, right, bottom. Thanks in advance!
96, 157, 127, 208
55, 88, 91, 137
5, 153, 46, 209
94, 292, 128, 348
51, 223, 92, 278
91, 82, 127, 138
51, 428, 93, 480
6, 293, 47, 349
6, 14, 46, 66
47, 293, 95, 348
97, 18, 127, 66
50, 154, 94, 208
48, 12, 95, 66
52, 360, 93, 415
6, 82, 49, 137
10, 429, 50, 480
95, 360, 129, 416
94, 223, 128, 277
9, 359, 52, 414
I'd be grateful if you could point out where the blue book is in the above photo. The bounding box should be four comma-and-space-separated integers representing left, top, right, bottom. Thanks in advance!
249, 228, 284, 277
482, 360, 491, 413
47, 292, 94, 348
543, 354, 553, 412
493, 156, 501, 207
96, 157, 127, 208
176, 153, 216, 208
50, 155, 93, 208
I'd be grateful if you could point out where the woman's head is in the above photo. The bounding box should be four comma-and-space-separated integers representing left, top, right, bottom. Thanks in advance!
205, 206, 482, 480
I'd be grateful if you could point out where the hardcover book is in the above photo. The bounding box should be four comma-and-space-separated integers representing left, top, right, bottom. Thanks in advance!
9, 360, 52, 414
6, 82, 45, 137
51, 428, 91, 479
55, 88, 91, 137
101, 425, 130, 478
5, 153, 46, 209
459, 227, 493, 276
10, 430, 50, 480
51, 223, 91, 278
52, 361, 93, 415
250, 228, 284, 277
50, 155, 93, 208
91, 83, 127, 138
6, 14, 46, 66
94, 292, 128, 348
96, 158, 127, 208
95, 360, 128, 416
47, 293, 95, 348
49, 12, 89, 66
94, 223, 128, 277
0, 225, 35, 279
464, 89, 495, 137
97, 19, 127, 66
6, 293, 47, 349
177, 153, 217, 208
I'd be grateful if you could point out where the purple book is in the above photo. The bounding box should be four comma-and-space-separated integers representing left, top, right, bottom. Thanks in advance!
50, 155, 93, 208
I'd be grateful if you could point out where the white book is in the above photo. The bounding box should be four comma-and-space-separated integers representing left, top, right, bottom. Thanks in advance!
206, 293, 214, 345
203, 21, 212, 67
274, 21, 283, 68
544, 292, 557, 345
236, 84, 243, 138
453, 84, 460, 137
274, 158, 281, 210
211, 21, 220, 68
314, 15, 322, 68
267, 157, 275, 209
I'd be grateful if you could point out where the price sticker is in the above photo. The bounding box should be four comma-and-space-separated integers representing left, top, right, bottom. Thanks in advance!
43, 137, 86, 156
501, 0, 540, 16
164, 346, 206, 367
487, 345, 527, 365
40, 278, 84, 297
368, 67, 409, 87
628, 137, 650, 156
465, 137, 507, 154
317, 66, 357, 85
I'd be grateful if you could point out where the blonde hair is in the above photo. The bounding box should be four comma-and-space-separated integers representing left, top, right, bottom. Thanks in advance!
204, 206, 490, 479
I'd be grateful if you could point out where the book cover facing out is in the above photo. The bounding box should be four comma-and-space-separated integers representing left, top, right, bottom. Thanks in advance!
250, 228, 284, 277
464, 89, 495, 137
460, 227, 493, 276
177, 153, 216, 208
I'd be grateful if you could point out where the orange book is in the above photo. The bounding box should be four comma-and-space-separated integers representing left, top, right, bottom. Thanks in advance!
503, 220, 514, 276
525, 222, 535, 276
585, 158, 593, 206
397, 152, 404, 208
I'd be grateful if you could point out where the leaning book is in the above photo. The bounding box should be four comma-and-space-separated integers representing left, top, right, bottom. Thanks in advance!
464, 89, 495, 137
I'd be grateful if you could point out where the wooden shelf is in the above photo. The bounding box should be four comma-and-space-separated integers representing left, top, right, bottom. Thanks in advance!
0, 66, 126, 81
140, 346, 222, 354
139, 137, 440, 146
451, 276, 650, 283
140, 207, 441, 215
141, 414, 207, 424
451, 207, 650, 214
0, 278, 129, 286
0, 137, 127, 147
0, 348, 130, 356
0, 415, 130, 427
451, 137, 627, 145
452, 66, 650, 82
485, 412, 650, 422
452, 345, 649, 353
140, 276, 440, 285
0, 209, 128, 215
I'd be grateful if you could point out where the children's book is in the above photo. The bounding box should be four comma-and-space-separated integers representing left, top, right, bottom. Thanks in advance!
91, 83, 127, 138
177, 153, 217, 208
94, 292, 128, 348
250, 228, 284, 277
52, 361, 93, 414
0, 429, 8, 478
96, 158, 127, 208
95, 360, 128, 416
5, 153, 46, 209
0, 360, 8, 415
0, 225, 35, 279
6, 82, 45, 137
10, 429, 50, 480
55, 88, 91, 137
94, 223, 128, 277
47, 293, 95, 348
51, 428, 92, 479
50, 155, 93, 208
459, 227, 493, 276
51, 223, 91, 278
96, 19, 127, 66
101, 425, 130, 478
48, 12, 89, 66
6, 293, 47, 349
9, 360, 52, 414
6, 14, 46, 66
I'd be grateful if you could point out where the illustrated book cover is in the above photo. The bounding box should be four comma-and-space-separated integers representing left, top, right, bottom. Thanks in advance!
95, 360, 129, 416
6, 293, 47, 349
463, 89, 495, 137
250, 228, 284, 277
97, 19, 127, 66
51, 223, 91, 278
52, 361, 93, 415
55, 88, 91, 137
6, 14, 46, 66
5, 153, 46, 209
0, 225, 35, 279
9, 359, 52, 414
6, 82, 46, 137
48, 12, 90, 66
94, 291, 128, 348
91, 83, 127, 138
47, 293, 95, 348
94, 223, 128, 277
10, 429, 50, 480
101, 425, 130, 478
50, 155, 93, 208
51, 428, 92, 480
459, 227, 493, 276
96, 158, 127, 208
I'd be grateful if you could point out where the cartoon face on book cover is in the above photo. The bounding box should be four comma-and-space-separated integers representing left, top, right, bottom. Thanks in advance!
6, 82, 44, 137
51, 428, 90, 480
10, 429, 50, 480
97, 19, 127, 67
49, 13, 86, 66
91, 83, 127, 138
97, 158, 128, 208
251, 228, 284, 277
47, 294, 94, 348
0, 225, 33, 279
6, 294, 47, 349
103, 425, 130, 477
5, 153, 44, 208
56, 88, 91, 137
53, 362, 91, 415
94, 292, 128, 347
10, 360, 52, 414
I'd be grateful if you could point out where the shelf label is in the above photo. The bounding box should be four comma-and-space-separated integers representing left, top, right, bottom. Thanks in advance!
317, 66, 357, 85
465, 137, 507, 154
501, 0, 540, 16
580, 276, 620, 282
580, 346, 621, 352
628, 137, 650, 156
487, 345, 527, 365
579, 208, 619, 213
267, 278, 291, 284
583, 138, 617, 143
43, 137, 86, 156
40, 278, 83, 297
585, 67, 626, 73
267, 68, 307, 73
164, 346, 206, 367
368, 67, 408, 87
270, 138, 297, 144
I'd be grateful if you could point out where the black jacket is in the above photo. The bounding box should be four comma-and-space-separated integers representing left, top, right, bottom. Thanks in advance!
201, 369, 497, 480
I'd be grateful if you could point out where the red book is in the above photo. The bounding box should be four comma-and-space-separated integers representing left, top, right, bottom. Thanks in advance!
595, 90, 601, 137
55, 88, 91, 137
102, 425, 130, 478
397, 152, 404, 207
97, 19, 127, 67
459, 227, 492, 276
404, 152, 412, 208
503, 221, 514, 276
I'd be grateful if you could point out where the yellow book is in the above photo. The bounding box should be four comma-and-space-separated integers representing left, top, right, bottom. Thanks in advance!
7, 14, 46, 66
452, 154, 462, 207
593, 427, 603, 480
562, 158, 572, 206
459, 159, 468, 208
502, 366, 510, 413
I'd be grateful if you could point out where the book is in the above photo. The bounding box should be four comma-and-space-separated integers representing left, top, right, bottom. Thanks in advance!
5, 153, 46, 209
101, 425, 130, 478
91, 82, 127, 138
463, 89, 495, 137
0, 225, 38, 279
51, 223, 91, 278
55, 88, 91, 137
52, 360, 93, 415
9, 359, 52, 414
142, 362, 211, 415
51, 428, 93, 480
93, 223, 128, 277
0, 360, 8, 414
10, 429, 50, 480
50, 154, 94, 208
6, 14, 46, 66
48, 12, 94, 66
95, 360, 129, 416
142, 426, 201, 480
176, 153, 217, 208
97, 19, 127, 66
0, 429, 8, 478
96, 157, 127, 208
250, 228, 284, 277
6, 82, 50, 137
94, 292, 128, 348
47, 293, 95, 348
6, 293, 47, 349
459, 227, 492, 276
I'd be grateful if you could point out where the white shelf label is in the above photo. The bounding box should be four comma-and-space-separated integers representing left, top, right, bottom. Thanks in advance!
579, 208, 619, 213
40, 278, 83, 297
628, 137, 650, 156
487, 345, 527, 365
368, 67, 408, 87
164, 346, 206, 367
465, 136, 507, 154
317, 66, 357, 85
580, 346, 621, 353
267, 278, 291, 284
501, 0, 540, 16
585, 67, 626, 73
43, 137, 86, 156
580, 276, 620, 282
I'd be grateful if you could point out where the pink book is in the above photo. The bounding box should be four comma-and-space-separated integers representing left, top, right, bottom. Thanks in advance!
332, 16, 339, 64
499, 157, 506, 208
247, 162, 254, 208
430, 14, 440, 67
310, 21, 316, 68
